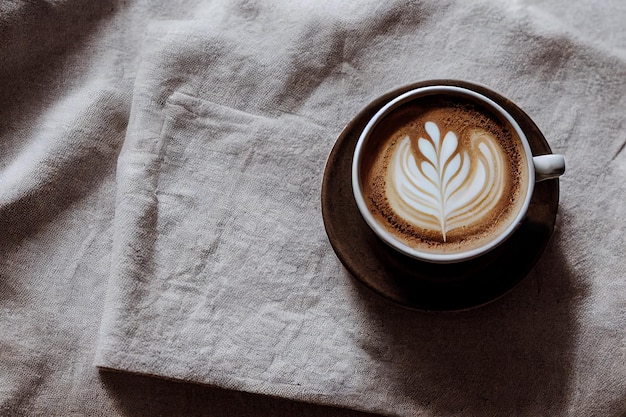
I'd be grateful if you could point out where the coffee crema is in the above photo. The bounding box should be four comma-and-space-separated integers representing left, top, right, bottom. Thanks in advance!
361, 95, 529, 254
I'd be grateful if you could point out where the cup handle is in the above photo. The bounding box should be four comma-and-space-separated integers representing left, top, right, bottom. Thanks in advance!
533, 154, 565, 182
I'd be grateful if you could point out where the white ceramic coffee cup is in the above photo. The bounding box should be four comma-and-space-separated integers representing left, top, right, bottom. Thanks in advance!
352, 85, 565, 263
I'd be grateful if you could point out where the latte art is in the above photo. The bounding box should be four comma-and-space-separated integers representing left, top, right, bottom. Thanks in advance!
360, 95, 529, 255
387, 121, 505, 241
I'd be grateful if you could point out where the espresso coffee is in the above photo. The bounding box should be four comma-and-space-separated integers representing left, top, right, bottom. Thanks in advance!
360, 94, 529, 254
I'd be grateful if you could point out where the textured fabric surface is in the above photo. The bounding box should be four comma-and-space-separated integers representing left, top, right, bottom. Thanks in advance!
1, 1, 625, 416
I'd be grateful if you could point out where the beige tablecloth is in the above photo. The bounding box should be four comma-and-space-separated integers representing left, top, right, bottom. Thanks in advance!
1, 1, 625, 416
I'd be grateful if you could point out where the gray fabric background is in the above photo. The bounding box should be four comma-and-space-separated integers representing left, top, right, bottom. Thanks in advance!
1, 1, 625, 416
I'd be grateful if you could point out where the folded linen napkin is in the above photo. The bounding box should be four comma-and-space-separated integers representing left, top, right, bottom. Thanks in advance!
96, 1, 626, 416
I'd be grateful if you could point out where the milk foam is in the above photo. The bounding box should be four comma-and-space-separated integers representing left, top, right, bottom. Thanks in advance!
386, 121, 505, 241
361, 96, 528, 254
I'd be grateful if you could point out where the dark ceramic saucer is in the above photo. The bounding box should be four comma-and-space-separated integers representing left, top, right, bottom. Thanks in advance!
321, 80, 559, 312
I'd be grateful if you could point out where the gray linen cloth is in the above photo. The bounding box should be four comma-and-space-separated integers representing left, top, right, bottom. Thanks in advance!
95, 1, 626, 416
2, 0, 626, 416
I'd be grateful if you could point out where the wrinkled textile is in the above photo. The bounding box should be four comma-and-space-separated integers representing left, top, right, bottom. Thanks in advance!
2, 1, 626, 416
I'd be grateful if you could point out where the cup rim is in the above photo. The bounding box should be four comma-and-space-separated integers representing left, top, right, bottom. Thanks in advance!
351, 85, 536, 263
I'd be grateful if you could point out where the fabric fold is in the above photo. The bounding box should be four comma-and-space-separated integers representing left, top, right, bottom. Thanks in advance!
96, 18, 370, 410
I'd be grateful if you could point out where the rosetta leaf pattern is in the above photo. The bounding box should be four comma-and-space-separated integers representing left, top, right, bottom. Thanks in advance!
388, 121, 503, 241
418, 122, 464, 240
